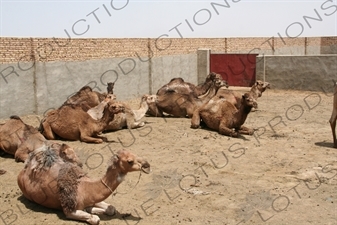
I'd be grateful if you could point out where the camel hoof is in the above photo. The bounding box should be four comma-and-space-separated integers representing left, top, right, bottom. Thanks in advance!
105, 205, 116, 216
87, 215, 100, 225
190, 124, 200, 129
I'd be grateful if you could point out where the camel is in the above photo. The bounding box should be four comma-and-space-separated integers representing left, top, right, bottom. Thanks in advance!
0, 115, 83, 164
87, 94, 116, 120
40, 101, 125, 143
329, 81, 337, 148
17, 149, 151, 225
104, 95, 156, 131
0, 115, 45, 159
150, 78, 228, 118
156, 72, 228, 97
64, 82, 115, 111
191, 92, 257, 137
214, 80, 270, 109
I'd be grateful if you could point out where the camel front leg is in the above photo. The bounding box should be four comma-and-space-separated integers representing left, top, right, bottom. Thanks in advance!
85, 201, 116, 216
219, 121, 238, 137
14, 146, 29, 162
80, 135, 104, 143
65, 210, 100, 225
238, 126, 254, 135
190, 110, 201, 129
329, 113, 337, 148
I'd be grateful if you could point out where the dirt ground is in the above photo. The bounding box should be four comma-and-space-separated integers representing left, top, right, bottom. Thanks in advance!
0, 88, 336, 225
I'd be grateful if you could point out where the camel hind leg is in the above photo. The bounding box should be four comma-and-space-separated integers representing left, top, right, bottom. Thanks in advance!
40, 121, 56, 140
329, 112, 337, 148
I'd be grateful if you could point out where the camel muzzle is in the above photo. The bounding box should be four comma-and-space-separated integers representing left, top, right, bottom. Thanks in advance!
141, 161, 151, 174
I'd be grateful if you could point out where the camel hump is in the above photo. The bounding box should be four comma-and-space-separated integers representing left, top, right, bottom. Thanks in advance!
79, 86, 92, 92
10, 115, 22, 120
57, 163, 86, 213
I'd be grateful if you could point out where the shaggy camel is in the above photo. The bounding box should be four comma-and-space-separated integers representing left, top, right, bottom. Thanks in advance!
329, 81, 337, 148
40, 101, 125, 143
17, 149, 150, 225
64, 82, 115, 111
151, 78, 228, 118
104, 95, 156, 131
156, 72, 228, 97
191, 93, 257, 137
215, 80, 270, 109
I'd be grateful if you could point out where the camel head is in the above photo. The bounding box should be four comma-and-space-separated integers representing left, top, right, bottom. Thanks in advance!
143, 94, 157, 104
111, 149, 151, 174
56, 143, 83, 167
242, 93, 258, 109
214, 77, 229, 90
108, 102, 125, 114
206, 72, 229, 88
254, 80, 270, 96
107, 82, 115, 94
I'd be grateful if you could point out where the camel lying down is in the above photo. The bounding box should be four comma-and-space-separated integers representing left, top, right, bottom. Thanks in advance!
191, 93, 257, 137
17, 149, 150, 225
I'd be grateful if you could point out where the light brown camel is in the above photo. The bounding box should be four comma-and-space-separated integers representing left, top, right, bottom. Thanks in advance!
87, 94, 116, 120
104, 94, 156, 131
191, 92, 257, 137
215, 80, 270, 109
40, 101, 125, 143
150, 78, 228, 118
329, 81, 337, 148
17, 149, 150, 225
0, 115, 45, 160
156, 72, 228, 97
64, 82, 115, 112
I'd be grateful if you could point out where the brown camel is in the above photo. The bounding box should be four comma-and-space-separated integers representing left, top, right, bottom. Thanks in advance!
104, 94, 156, 131
156, 72, 228, 97
0, 115, 82, 163
40, 101, 125, 143
64, 82, 115, 112
215, 80, 270, 109
329, 81, 337, 148
0, 115, 45, 159
191, 93, 257, 137
151, 78, 228, 118
17, 149, 150, 225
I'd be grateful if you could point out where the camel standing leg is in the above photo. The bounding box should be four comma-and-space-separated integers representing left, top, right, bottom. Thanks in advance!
65, 210, 100, 225
238, 126, 254, 135
329, 112, 337, 148
85, 201, 116, 215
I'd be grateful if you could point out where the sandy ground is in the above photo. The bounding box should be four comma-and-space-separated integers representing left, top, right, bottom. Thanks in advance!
0, 88, 336, 225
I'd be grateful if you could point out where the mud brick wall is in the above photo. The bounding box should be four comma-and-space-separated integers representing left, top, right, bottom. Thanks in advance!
0, 37, 330, 64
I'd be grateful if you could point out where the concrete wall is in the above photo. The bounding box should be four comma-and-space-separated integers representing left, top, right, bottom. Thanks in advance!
0, 54, 197, 119
256, 55, 337, 92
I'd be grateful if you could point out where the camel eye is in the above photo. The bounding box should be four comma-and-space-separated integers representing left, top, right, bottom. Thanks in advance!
127, 160, 134, 165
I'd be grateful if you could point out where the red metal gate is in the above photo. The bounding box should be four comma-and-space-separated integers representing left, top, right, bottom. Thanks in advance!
210, 54, 258, 87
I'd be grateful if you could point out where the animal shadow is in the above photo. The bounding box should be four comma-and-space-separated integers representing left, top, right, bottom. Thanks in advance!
17, 195, 67, 220
314, 141, 335, 149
